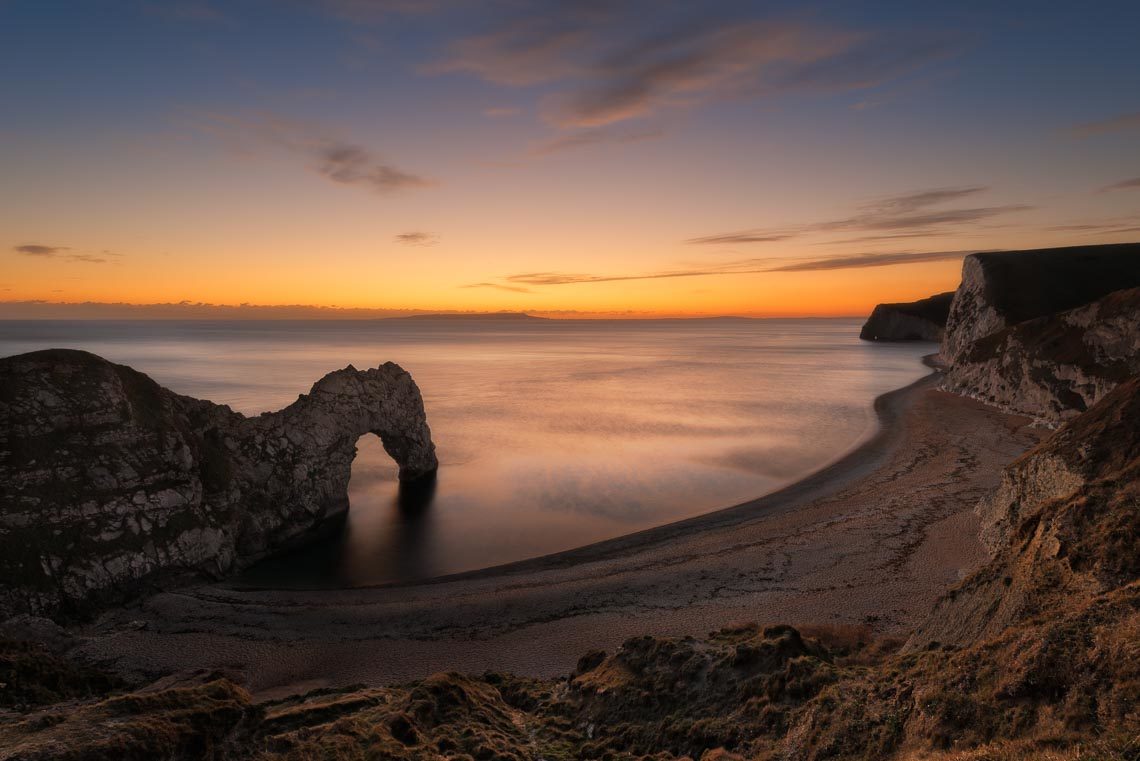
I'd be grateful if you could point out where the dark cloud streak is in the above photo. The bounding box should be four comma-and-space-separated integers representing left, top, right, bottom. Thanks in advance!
12, 244, 115, 264
14, 244, 69, 256
317, 142, 434, 193
394, 232, 439, 246
687, 186, 1032, 246
190, 112, 434, 196
462, 282, 533, 293
765, 249, 976, 272
493, 248, 971, 287
686, 232, 795, 246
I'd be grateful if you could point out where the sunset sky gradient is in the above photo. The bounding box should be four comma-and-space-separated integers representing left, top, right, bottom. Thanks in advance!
2, 0, 1139, 317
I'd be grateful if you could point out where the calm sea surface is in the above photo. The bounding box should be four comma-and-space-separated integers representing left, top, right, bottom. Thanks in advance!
0, 318, 931, 587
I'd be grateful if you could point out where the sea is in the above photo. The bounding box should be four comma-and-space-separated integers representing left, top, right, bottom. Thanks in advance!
0, 318, 932, 587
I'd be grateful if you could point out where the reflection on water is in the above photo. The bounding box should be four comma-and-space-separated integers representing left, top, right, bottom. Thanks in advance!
0, 318, 931, 586
397, 471, 437, 515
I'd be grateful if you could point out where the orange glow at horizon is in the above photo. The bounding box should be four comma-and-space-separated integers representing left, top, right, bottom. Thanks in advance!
3, 250, 968, 318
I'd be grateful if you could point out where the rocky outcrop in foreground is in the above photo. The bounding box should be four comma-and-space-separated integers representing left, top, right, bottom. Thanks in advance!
4, 377, 1138, 761
943, 286, 1140, 424
859, 291, 953, 342
0, 349, 437, 620
940, 242, 1140, 363
909, 375, 1140, 649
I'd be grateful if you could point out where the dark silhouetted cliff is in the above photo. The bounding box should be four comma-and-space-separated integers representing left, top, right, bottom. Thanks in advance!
860, 291, 954, 341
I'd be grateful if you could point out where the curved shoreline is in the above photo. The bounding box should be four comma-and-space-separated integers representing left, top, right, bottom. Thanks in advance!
354, 366, 939, 591
233, 361, 941, 594
75, 365, 1043, 695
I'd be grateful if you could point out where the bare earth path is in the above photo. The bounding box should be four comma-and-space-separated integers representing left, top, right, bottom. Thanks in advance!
73, 373, 1042, 696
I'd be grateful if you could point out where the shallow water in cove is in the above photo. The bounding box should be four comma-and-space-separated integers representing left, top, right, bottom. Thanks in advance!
0, 318, 931, 586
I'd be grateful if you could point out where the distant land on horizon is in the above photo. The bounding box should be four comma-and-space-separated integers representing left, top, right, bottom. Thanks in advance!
0, 301, 868, 322
394, 312, 549, 321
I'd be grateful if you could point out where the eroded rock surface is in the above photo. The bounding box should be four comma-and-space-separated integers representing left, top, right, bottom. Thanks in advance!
941, 242, 1140, 363
908, 375, 1140, 649
859, 291, 953, 342
0, 349, 437, 620
942, 286, 1140, 424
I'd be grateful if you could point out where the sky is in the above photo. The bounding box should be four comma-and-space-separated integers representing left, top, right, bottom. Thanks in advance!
2, 0, 1139, 318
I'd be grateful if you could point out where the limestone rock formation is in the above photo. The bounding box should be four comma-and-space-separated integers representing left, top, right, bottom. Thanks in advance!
941, 242, 1140, 363
942, 286, 1140, 424
0, 349, 437, 620
859, 291, 953, 342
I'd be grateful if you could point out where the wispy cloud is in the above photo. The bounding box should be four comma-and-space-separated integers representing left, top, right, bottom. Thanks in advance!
687, 186, 1032, 245
394, 231, 439, 246
485, 247, 976, 288
67, 253, 116, 264
429, 7, 959, 129
316, 142, 434, 193
1069, 110, 1140, 137
552, 24, 955, 128
530, 126, 663, 155
766, 249, 976, 272
686, 232, 795, 246
462, 282, 532, 293
424, 13, 596, 87
1098, 176, 1140, 193
12, 244, 117, 264
14, 244, 69, 256
817, 231, 954, 245
464, 186, 1027, 291
817, 187, 1030, 233
191, 112, 435, 195
1046, 216, 1140, 235
503, 269, 764, 286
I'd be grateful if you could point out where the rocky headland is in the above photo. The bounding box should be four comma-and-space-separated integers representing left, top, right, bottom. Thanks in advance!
858, 291, 954, 342
940, 242, 1140, 363
861, 242, 1140, 424
0, 349, 437, 621
942, 285, 1140, 424
934, 243, 1140, 421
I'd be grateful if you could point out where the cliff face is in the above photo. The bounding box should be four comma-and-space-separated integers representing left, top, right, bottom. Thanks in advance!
942, 286, 1140, 424
941, 242, 1140, 363
0, 349, 437, 620
859, 291, 953, 342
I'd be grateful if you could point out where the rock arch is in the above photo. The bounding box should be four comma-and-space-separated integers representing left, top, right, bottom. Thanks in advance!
0, 349, 438, 619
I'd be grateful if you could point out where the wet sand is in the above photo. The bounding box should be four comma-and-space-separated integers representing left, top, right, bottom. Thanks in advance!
74, 370, 1043, 697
